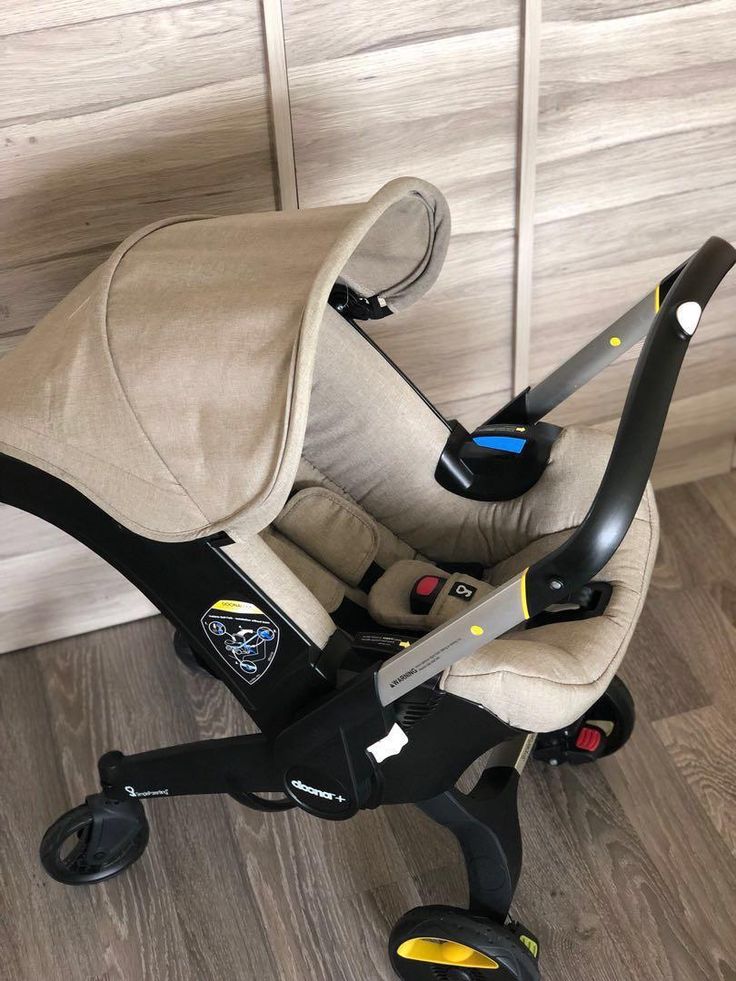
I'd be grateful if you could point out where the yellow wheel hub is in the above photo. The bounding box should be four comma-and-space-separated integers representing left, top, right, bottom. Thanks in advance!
396, 937, 499, 969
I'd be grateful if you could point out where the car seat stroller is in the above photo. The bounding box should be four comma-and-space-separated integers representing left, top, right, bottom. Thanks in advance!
1, 177, 733, 980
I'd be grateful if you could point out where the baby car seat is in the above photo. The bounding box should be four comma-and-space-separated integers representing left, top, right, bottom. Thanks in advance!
0, 178, 732, 980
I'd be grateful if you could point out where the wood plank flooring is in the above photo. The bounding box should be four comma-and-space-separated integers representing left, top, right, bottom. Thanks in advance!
1, 471, 736, 980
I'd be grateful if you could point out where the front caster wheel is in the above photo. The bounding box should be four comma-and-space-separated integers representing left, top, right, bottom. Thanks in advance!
40, 794, 149, 885
390, 906, 540, 980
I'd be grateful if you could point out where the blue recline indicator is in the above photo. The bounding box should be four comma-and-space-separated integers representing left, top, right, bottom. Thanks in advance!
472, 435, 527, 454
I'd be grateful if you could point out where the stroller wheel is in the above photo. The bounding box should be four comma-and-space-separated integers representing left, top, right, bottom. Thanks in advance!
172, 628, 217, 678
533, 674, 635, 766
40, 795, 149, 885
390, 906, 540, 980
587, 674, 635, 757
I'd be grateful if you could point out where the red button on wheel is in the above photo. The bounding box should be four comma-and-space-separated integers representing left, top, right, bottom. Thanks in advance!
416, 575, 441, 597
575, 725, 602, 752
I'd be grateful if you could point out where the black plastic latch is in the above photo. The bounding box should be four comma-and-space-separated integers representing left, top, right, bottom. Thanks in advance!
328, 284, 393, 321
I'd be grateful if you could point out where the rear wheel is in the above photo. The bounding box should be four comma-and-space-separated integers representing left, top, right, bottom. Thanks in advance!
589, 674, 635, 756
390, 906, 540, 981
533, 674, 635, 766
172, 629, 217, 678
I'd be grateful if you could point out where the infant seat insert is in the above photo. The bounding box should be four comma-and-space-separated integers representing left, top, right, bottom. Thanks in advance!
2, 175, 733, 981
272, 304, 660, 731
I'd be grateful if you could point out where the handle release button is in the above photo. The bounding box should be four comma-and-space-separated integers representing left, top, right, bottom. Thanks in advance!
676, 301, 702, 336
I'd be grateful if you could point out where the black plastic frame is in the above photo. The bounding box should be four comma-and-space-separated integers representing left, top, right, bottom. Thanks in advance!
525, 236, 736, 613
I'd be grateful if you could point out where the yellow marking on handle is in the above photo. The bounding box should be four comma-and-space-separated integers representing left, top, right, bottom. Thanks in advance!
520, 568, 530, 620
470, 625, 485, 637
655, 283, 661, 312
609, 335, 621, 347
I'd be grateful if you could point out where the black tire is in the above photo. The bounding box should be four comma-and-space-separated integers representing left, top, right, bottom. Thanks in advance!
228, 789, 296, 812
533, 674, 635, 766
390, 906, 540, 981
40, 798, 149, 885
172, 629, 217, 678
588, 674, 635, 757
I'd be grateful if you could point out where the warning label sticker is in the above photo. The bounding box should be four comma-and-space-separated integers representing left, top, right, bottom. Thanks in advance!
201, 599, 280, 685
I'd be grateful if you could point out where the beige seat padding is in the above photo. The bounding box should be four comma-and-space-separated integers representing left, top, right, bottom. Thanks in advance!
262, 528, 346, 614
363, 496, 657, 734
295, 310, 660, 731
304, 308, 654, 569
267, 414, 659, 732
441, 491, 658, 731
274, 486, 379, 587
229, 300, 659, 732
222, 533, 335, 648
293, 457, 418, 570
368, 559, 444, 630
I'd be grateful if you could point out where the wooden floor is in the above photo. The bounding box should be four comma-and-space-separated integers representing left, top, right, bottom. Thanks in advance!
1, 472, 735, 981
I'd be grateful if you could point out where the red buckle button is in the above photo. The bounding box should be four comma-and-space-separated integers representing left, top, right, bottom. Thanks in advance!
410, 574, 448, 615
416, 575, 441, 597
575, 725, 602, 753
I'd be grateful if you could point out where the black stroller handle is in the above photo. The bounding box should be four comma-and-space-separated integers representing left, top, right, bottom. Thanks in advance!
378, 236, 735, 704
523, 235, 736, 614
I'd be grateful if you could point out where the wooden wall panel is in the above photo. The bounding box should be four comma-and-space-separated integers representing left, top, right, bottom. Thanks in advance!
0, 507, 157, 654
3, 1, 183, 35
0, 0, 276, 650
527, 0, 736, 483
281, 1, 521, 425
0, 0, 275, 338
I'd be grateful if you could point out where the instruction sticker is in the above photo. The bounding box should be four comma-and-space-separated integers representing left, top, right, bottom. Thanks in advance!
201, 599, 280, 685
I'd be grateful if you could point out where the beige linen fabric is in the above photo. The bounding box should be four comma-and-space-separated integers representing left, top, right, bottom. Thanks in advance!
293, 457, 417, 569
441, 489, 658, 731
0, 179, 449, 542
262, 440, 657, 730
222, 534, 335, 648
274, 486, 379, 586
262, 528, 345, 614
304, 308, 652, 566
293, 306, 659, 729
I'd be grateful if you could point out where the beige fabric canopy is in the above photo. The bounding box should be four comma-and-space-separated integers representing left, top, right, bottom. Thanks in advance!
0, 178, 449, 542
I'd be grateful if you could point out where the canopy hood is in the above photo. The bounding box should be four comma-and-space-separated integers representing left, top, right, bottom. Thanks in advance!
0, 177, 450, 540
